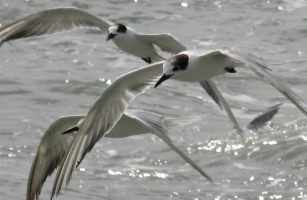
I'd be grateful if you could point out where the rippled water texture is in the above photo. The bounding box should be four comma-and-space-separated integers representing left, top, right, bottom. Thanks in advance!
1, 0, 307, 199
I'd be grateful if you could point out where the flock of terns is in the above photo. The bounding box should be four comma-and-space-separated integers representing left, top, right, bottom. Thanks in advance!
1, 7, 306, 200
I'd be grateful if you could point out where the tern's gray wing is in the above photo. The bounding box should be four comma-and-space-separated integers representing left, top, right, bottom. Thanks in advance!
136, 33, 187, 54
247, 103, 282, 130
27, 110, 200, 200
27, 115, 84, 200
51, 62, 164, 199
124, 109, 213, 182
0, 8, 112, 45
216, 48, 307, 117
199, 79, 242, 134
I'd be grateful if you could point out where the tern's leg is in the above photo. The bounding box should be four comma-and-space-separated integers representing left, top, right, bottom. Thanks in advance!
141, 57, 152, 64
199, 80, 243, 135
225, 67, 236, 73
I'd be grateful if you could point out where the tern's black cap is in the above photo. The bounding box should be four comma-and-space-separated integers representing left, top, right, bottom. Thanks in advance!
172, 54, 189, 72
117, 23, 127, 33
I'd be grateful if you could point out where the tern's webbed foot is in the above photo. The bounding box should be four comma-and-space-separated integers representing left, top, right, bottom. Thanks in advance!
141, 57, 152, 64
225, 67, 236, 73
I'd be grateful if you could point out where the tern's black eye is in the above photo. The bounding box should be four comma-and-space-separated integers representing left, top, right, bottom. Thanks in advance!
117, 23, 127, 33
173, 66, 179, 71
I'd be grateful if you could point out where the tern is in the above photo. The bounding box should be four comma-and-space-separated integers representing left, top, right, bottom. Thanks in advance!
27, 103, 281, 200
0, 7, 186, 63
49, 61, 173, 198
27, 109, 205, 200
154, 48, 307, 116
48, 59, 284, 199
0, 7, 244, 133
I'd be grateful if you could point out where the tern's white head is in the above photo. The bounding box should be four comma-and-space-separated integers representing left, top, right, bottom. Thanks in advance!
154, 53, 189, 88
106, 23, 128, 41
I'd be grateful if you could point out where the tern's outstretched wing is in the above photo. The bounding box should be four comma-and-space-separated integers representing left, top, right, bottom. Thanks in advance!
51, 62, 163, 199
124, 109, 213, 182
202, 48, 307, 117
137, 33, 187, 54
27, 115, 83, 200
0, 8, 112, 45
27, 108, 202, 200
27, 109, 200, 200
199, 79, 242, 134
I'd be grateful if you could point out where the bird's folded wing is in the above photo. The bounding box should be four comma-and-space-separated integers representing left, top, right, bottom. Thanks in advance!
0, 8, 112, 44
137, 33, 187, 54
199, 79, 242, 134
51, 61, 164, 199
124, 109, 213, 182
209, 48, 307, 116
26, 115, 84, 200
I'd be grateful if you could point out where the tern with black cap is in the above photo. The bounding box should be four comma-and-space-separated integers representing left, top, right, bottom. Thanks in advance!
0, 7, 186, 63
155, 47, 307, 117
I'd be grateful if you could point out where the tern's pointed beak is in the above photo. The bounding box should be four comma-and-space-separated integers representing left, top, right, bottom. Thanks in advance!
154, 74, 173, 88
106, 33, 116, 41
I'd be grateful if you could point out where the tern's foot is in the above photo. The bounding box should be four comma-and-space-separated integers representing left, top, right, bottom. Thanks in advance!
141, 57, 152, 64
225, 67, 236, 73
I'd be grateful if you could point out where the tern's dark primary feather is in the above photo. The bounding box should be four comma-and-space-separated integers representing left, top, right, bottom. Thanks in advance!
247, 103, 282, 130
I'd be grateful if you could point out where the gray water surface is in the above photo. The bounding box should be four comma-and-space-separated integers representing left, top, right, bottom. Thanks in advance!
1, 0, 307, 199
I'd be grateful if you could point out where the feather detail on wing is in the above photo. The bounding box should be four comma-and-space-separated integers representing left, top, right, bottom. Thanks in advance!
199, 79, 242, 134
124, 109, 213, 182
51, 61, 163, 199
137, 33, 187, 54
208, 48, 307, 116
26, 115, 83, 200
0, 8, 112, 44
247, 103, 282, 131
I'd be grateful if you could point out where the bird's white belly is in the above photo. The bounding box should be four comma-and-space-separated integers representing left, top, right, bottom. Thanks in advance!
174, 64, 226, 82
112, 37, 156, 58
